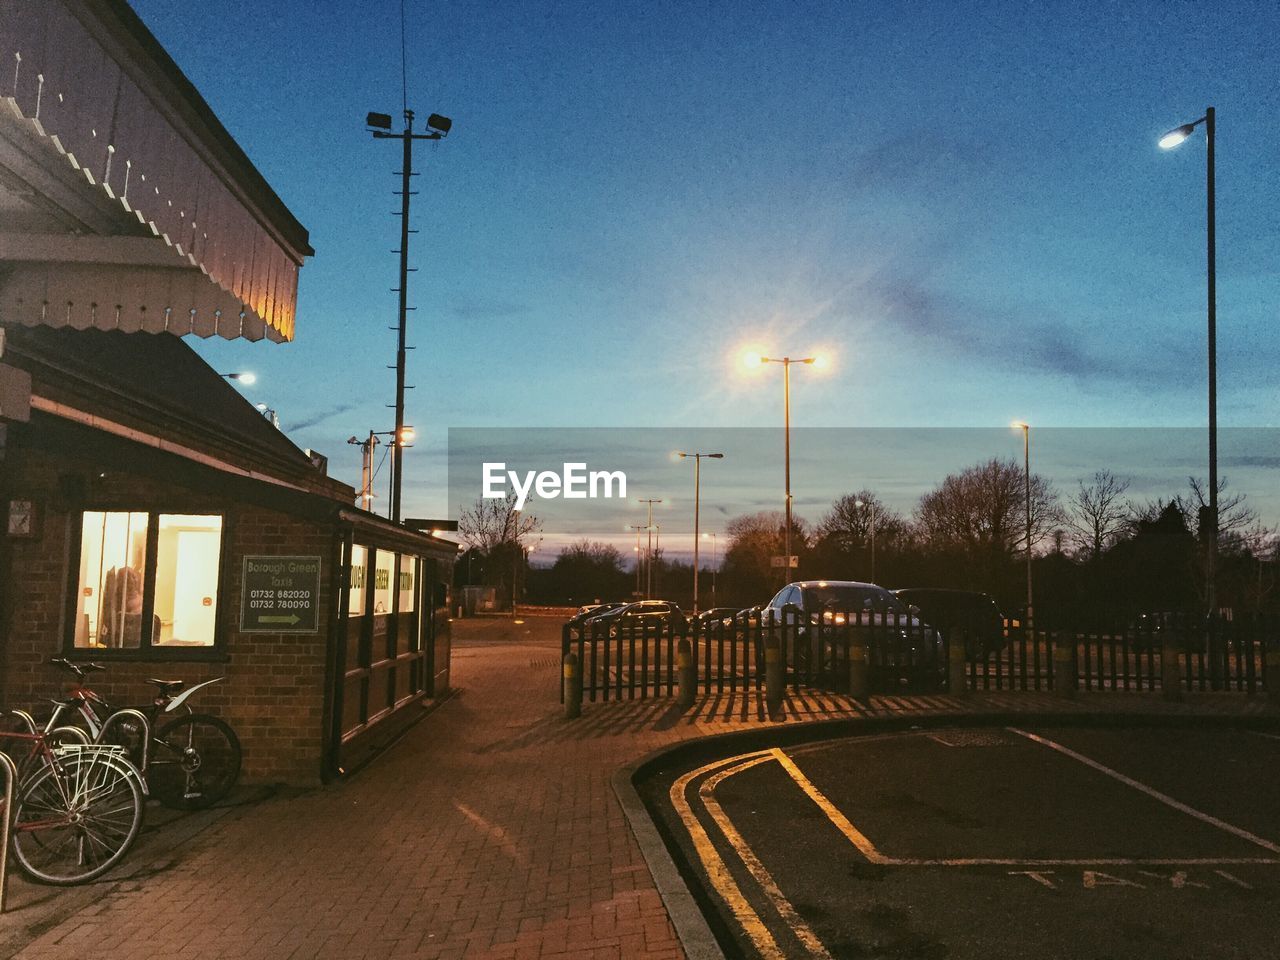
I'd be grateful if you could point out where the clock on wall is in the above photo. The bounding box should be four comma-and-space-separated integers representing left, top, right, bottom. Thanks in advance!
7, 499, 37, 538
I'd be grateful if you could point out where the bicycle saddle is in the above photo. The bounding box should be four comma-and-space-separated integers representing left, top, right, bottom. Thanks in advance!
146, 679, 185, 693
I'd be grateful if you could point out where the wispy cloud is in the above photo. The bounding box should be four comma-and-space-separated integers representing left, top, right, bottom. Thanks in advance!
285, 402, 358, 432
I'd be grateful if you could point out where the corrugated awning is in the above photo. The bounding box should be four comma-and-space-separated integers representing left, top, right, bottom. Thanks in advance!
0, 0, 311, 342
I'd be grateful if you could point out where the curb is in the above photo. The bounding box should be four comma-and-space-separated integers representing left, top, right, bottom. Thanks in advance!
610, 707, 1280, 960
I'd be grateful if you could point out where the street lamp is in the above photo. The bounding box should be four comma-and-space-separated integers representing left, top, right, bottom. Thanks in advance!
365, 108, 451, 524
855, 499, 877, 582
1158, 106, 1217, 617
627, 524, 646, 599
677, 452, 724, 613
637, 499, 663, 599
220, 371, 256, 385
743, 351, 828, 580
254, 403, 280, 429
1012, 421, 1033, 630
347, 426, 416, 515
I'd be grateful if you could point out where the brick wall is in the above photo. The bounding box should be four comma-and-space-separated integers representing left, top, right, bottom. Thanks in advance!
1, 429, 335, 786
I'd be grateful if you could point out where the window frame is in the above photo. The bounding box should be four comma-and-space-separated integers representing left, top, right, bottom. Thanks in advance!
64, 508, 233, 662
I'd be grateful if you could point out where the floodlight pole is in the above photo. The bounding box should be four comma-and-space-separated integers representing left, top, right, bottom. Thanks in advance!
369, 110, 447, 523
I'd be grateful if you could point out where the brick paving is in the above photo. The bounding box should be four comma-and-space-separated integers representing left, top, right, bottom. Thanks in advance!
6, 616, 1278, 960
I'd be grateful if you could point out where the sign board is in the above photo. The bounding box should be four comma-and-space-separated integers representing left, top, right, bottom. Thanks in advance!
770, 556, 799, 569
240, 556, 322, 633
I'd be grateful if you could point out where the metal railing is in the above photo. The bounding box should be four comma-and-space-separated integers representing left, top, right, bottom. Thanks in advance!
560, 609, 1277, 702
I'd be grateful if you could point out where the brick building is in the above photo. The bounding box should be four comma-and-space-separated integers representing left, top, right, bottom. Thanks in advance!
0, 1, 455, 783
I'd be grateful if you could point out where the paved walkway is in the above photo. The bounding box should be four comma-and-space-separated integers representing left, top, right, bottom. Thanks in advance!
5, 617, 1277, 960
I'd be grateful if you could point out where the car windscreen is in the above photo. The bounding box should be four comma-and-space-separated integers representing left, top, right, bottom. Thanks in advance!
805, 584, 906, 614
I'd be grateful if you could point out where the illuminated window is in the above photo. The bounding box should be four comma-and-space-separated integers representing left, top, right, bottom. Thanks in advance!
152, 515, 223, 646
373, 550, 394, 615
71, 511, 225, 655
397, 555, 416, 613
349, 543, 368, 615
75, 512, 149, 648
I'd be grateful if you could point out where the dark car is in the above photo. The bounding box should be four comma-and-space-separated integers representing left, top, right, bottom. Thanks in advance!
892, 588, 1006, 659
567, 602, 624, 628
587, 600, 688, 636
761, 580, 943, 688
694, 607, 739, 628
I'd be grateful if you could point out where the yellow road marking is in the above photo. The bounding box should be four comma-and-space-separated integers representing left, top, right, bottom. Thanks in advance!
769, 747, 891, 864
1009, 728, 1280, 855
702, 760, 833, 959
670, 753, 787, 960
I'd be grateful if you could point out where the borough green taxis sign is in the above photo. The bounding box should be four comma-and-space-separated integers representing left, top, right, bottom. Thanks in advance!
240, 555, 322, 633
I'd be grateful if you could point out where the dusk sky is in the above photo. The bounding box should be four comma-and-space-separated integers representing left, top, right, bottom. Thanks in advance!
128, 0, 1280, 527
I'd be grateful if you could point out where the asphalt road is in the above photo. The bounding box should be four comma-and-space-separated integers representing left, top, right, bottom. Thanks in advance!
642, 725, 1280, 959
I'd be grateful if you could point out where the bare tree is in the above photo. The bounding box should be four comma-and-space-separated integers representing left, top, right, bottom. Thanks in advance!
1065, 470, 1131, 560
816, 491, 906, 549
915, 458, 1062, 567
1182, 477, 1257, 540
457, 494, 542, 553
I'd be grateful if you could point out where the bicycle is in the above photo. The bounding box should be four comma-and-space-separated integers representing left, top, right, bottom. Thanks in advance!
46, 659, 242, 811
0, 713, 145, 885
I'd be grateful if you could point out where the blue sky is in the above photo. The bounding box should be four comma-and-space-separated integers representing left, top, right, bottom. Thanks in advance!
130, 0, 1280, 522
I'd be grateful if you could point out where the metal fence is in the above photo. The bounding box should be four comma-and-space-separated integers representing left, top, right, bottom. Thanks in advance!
560, 609, 1277, 702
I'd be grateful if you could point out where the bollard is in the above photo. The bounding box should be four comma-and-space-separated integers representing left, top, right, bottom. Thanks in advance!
848, 642, 869, 700
677, 638, 696, 709
1052, 630, 1076, 698
765, 635, 784, 716
948, 631, 968, 696
1162, 634, 1184, 702
563, 652, 582, 719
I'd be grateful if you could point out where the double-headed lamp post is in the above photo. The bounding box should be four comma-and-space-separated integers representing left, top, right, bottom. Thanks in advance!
347, 427, 415, 514
1012, 421, 1033, 629
677, 452, 724, 613
743, 351, 828, 580
1159, 107, 1217, 616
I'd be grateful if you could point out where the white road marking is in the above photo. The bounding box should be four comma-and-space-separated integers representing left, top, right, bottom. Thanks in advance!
1008, 727, 1280, 856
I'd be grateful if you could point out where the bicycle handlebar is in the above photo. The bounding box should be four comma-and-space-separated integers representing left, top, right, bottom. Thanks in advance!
48, 658, 105, 678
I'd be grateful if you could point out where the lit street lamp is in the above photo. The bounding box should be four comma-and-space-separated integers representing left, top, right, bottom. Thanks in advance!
677, 452, 724, 613
220, 371, 256, 385
347, 427, 415, 515
1012, 421, 1033, 629
743, 351, 828, 580
1158, 106, 1218, 618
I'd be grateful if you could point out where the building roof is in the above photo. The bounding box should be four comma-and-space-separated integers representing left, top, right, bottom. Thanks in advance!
3, 324, 347, 499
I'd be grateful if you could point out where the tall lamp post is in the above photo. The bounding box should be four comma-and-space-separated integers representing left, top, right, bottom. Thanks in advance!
365, 108, 451, 523
677, 452, 724, 613
1159, 107, 1217, 617
1012, 421, 1033, 629
347, 427, 414, 514
627, 524, 646, 599
744, 351, 827, 580
638, 499, 663, 599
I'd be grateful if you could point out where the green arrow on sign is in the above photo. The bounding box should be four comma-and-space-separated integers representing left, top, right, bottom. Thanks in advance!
259, 614, 301, 625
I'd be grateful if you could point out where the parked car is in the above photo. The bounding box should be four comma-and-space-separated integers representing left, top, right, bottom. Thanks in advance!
587, 600, 688, 636
567, 602, 624, 627
892, 588, 1006, 660
694, 607, 740, 629
761, 580, 942, 688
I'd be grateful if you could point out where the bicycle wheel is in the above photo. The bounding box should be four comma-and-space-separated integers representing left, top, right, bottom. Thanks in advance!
148, 714, 241, 810
11, 750, 145, 884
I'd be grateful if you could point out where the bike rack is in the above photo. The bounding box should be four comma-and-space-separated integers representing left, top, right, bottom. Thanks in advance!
1, 750, 16, 914
7, 710, 37, 736
95, 709, 152, 774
